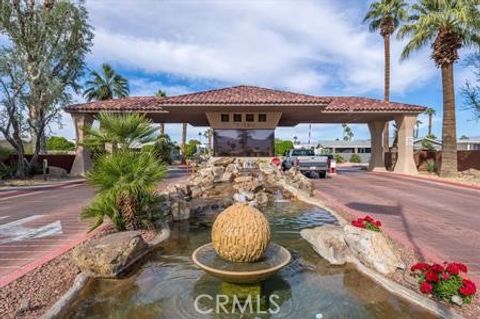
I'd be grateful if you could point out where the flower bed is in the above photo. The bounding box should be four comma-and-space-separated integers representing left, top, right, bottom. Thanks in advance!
411, 262, 477, 304
351, 215, 382, 232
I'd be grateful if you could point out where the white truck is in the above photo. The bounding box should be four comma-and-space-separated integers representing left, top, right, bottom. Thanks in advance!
282, 148, 330, 178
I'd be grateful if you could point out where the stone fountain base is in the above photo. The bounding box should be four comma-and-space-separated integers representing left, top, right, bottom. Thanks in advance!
192, 243, 291, 284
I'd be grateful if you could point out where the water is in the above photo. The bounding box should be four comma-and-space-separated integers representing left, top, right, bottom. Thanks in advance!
66, 201, 436, 319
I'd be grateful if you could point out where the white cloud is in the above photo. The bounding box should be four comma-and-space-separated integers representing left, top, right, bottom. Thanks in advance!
85, 0, 436, 96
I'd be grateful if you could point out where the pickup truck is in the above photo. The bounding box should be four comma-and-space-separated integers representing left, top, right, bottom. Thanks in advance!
282, 148, 329, 178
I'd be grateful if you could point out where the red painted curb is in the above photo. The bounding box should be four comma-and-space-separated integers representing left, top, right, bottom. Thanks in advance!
313, 189, 480, 285
371, 171, 480, 191
0, 180, 85, 199
0, 225, 101, 289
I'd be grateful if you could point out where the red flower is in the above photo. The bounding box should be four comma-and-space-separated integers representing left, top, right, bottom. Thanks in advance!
430, 264, 444, 273
411, 262, 431, 272
442, 272, 450, 280
446, 262, 467, 274
375, 220, 382, 227
425, 270, 439, 283
459, 279, 476, 296
420, 282, 433, 294
364, 215, 374, 223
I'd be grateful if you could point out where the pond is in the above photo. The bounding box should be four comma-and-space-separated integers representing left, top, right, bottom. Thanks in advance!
66, 200, 436, 319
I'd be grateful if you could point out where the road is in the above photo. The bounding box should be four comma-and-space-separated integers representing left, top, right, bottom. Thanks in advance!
0, 167, 189, 286
313, 169, 480, 279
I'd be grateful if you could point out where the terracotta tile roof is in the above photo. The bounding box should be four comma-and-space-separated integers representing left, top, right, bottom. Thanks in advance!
65, 96, 167, 112
325, 97, 426, 112
156, 85, 331, 105
65, 85, 426, 113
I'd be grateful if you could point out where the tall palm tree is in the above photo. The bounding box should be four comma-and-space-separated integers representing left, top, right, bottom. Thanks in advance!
181, 123, 187, 164
398, 0, 480, 177
424, 107, 436, 137
414, 119, 423, 138
364, 0, 408, 151
83, 64, 129, 101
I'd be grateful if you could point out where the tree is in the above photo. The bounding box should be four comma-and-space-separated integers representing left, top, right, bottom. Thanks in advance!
149, 134, 178, 164
185, 139, 200, 159
459, 135, 469, 140
46, 136, 74, 151
83, 64, 129, 101
462, 53, 480, 119
364, 0, 408, 149
424, 107, 436, 136
155, 89, 167, 97
83, 112, 157, 152
275, 139, 294, 155
0, 0, 93, 169
181, 123, 187, 164
203, 128, 214, 155
82, 113, 165, 231
342, 123, 354, 141
398, 0, 480, 177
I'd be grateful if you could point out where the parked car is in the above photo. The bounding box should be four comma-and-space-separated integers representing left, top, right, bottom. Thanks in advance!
282, 148, 330, 178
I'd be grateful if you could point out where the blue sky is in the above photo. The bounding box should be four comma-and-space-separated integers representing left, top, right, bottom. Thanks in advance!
51, 0, 479, 144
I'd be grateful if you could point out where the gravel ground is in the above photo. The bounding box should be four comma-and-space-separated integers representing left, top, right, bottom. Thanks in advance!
316, 191, 480, 319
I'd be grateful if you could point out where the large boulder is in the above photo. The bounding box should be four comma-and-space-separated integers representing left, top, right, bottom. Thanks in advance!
47, 166, 68, 178
301, 226, 349, 265
343, 225, 404, 275
210, 157, 235, 166
72, 231, 148, 277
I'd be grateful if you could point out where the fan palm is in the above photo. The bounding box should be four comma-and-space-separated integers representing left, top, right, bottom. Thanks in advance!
82, 150, 166, 231
83, 64, 129, 101
398, 0, 480, 177
83, 112, 157, 152
424, 107, 437, 136
364, 0, 408, 151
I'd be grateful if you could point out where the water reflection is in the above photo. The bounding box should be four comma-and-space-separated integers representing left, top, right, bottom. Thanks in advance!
65, 201, 436, 319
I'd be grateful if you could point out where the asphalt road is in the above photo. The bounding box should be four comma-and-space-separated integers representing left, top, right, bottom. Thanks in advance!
0, 167, 189, 283
313, 169, 480, 279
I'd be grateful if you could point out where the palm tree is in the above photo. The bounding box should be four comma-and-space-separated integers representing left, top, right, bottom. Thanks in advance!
364, 0, 408, 150
203, 128, 214, 155
181, 123, 187, 164
342, 123, 354, 141
155, 89, 167, 97
83, 64, 129, 101
424, 107, 436, 137
83, 112, 157, 152
398, 0, 480, 177
293, 136, 298, 145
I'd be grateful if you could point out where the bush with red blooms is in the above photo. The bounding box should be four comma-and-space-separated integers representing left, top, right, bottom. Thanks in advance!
351, 215, 382, 232
411, 261, 476, 304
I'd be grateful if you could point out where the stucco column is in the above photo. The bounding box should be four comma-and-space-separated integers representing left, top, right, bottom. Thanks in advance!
394, 114, 418, 175
368, 121, 387, 171
70, 113, 94, 176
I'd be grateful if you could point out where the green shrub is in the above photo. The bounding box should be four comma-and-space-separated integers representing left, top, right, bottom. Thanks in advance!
349, 153, 362, 163
425, 159, 437, 173
81, 150, 166, 231
46, 136, 75, 151
275, 139, 294, 155
149, 134, 178, 164
334, 154, 345, 163
186, 139, 200, 159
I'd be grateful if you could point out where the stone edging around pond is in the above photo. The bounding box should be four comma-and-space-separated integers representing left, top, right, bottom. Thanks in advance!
41, 227, 171, 319
294, 191, 464, 319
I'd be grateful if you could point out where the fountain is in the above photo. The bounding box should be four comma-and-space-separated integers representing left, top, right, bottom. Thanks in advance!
192, 203, 291, 284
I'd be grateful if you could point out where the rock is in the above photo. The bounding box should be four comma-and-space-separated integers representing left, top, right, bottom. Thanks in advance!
210, 157, 235, 166
301, 226, 349, 265
171, 200, 191, 221
190, 186, 202, 198
234, 176, 253, 183
451, 295, 463, 306
15, 299, 31, 316
254, 191, 269, 206
212, 166, 225, 179
220, 172, 234, 182
343, 225, 403, 275
72, 231, 148, 277
48, 166, 68, 178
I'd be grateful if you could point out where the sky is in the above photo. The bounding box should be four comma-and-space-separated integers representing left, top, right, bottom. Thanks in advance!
49, 0, 479, 144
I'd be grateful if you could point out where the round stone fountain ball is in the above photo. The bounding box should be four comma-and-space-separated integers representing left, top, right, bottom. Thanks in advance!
212, 203, 271, 263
